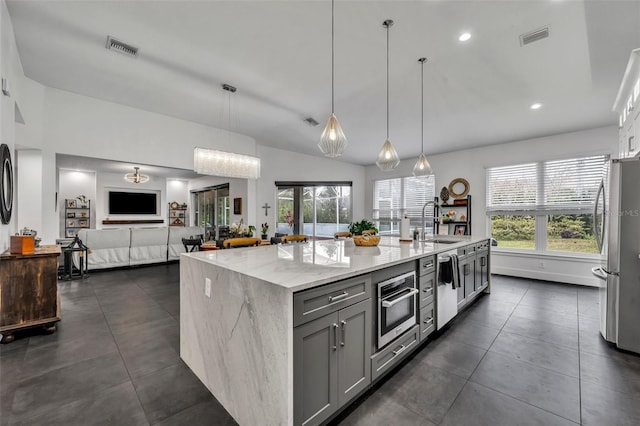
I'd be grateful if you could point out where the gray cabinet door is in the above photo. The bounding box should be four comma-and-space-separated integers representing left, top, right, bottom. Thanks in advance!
337, 299, 371, 406
294, 312, 339, 426
477, 251, 489, 290
460, 256, 476, 299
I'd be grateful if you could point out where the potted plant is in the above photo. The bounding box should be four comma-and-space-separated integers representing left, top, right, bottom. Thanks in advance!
261, 222, 269, 240
348, 219, 380, 246
248, 225, 256, 237
77, 195, 88, 208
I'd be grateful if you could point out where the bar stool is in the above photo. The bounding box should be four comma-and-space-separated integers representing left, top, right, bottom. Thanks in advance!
182, 237, 202, 252
223, 237, 262, 249
281, 235, 308, 244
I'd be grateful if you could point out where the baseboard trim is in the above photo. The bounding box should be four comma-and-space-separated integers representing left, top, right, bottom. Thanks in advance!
491, 266, 599, 287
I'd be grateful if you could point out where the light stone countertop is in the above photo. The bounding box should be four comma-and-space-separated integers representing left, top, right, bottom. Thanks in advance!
184, 235, 487, 292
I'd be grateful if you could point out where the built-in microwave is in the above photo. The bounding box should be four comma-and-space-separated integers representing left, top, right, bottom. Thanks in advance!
377, 271, 418, 349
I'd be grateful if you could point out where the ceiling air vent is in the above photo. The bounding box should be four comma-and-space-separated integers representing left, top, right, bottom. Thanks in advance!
519, 27, 549, 47
303, 117, 319, 127
106, 36, 138, 57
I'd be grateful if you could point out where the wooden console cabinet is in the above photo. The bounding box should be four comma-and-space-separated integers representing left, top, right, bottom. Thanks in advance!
0, 245, 61, 343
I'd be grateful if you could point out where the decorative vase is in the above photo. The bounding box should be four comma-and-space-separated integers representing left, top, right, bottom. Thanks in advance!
440, 187, 450, 204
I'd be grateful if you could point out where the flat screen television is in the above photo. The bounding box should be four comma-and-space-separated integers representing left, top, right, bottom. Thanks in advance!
108, 191, 158, 215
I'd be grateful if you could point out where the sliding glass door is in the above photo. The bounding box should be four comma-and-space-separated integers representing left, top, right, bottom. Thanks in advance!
192, 184, 229, 240
276, 182, 351, 239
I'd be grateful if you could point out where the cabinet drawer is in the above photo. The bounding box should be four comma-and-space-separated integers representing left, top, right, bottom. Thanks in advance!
419, 303, 435, 341
419, 271, 435, 308
371, 325, 419, 382
293, 274, 371, 327
417, 255, 435, 276
457, 244, 476, 259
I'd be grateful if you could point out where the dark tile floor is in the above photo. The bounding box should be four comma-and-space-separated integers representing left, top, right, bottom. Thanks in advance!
0, 264, 638, 425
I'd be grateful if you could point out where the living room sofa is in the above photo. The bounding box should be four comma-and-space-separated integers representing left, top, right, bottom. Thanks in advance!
77, 226, 204, 270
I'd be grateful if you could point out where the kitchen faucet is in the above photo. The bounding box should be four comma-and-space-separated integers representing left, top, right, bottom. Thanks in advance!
421, 200, 436, 240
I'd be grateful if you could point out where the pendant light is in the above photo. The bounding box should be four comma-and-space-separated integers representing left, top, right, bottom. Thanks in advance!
318, 0, 348, 157
413, 57, 433, 177
376, 19, 400, 172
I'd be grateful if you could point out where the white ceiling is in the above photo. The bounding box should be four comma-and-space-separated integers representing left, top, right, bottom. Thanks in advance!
7, 0, 640, 169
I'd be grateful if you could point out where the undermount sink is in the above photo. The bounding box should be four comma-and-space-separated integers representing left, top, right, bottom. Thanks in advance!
421, 238, 458, 244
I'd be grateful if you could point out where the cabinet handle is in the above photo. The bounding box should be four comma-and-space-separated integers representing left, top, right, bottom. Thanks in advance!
340, 320, 346, 347
481, 257, 486, 267
392, 344, 407, 356
329, 291, 349, 303
629, 136, 635, 152
332, 324, 338, 351
423, 317, 434, 326
423, 287, 433, 295
423, 261, 434, 269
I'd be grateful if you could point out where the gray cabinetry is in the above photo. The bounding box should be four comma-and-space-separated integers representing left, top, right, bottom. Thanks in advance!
371, 324, 419, 381
417, 255, 436, 342
294, 279, 372, 426
457, 243, 476, 309
476, 241, 490, 292
293, 311, 338, 426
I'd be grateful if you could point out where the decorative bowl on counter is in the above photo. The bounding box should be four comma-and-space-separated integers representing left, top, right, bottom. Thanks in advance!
353, 229, 380, 246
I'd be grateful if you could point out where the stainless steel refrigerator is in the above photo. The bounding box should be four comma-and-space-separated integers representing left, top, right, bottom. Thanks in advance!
592, 157, 640, 354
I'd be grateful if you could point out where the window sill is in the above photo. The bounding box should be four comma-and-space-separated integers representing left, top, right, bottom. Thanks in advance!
491, 248, 604, 263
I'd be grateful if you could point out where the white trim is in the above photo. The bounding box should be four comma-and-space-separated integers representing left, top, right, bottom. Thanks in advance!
492, 248, 604, 262
491, 268, 599, 287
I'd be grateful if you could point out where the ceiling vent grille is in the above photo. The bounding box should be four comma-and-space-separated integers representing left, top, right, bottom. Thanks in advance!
106, 36, 138, 57
303, 117, 319, 127
520, 27, 549, 46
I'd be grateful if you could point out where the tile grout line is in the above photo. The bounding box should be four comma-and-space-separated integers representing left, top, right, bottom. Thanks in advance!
90, 276, 153, 425
437, 280, 531, 424
576, 291, 583, 426
465, 281, 582, 425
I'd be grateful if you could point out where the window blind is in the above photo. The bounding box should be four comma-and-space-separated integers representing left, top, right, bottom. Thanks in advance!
373, 176, 435, 222
486, 155, 609, 215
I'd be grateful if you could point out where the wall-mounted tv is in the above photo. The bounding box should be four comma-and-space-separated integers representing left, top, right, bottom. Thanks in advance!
108, 191, 158, 215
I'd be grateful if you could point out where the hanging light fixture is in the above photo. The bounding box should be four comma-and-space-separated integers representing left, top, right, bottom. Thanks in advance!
318, 0, 348, 157
376, 19, 400, 172
193, 83, 261, 179
413, 57, 433, 178
124, 166, 150, 184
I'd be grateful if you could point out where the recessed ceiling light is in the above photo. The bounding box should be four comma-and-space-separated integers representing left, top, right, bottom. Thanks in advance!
530, 103, 542, 110
459, 32, 471, 42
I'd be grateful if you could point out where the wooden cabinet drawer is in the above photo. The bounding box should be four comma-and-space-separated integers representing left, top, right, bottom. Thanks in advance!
371, 325, 419, 382
293, 274, 371, 327
419, 271, 435, 308
417, 255, 435, 276
419, 303, 435, 342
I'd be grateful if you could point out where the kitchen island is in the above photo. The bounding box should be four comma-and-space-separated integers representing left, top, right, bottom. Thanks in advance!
180, 236, 489, 426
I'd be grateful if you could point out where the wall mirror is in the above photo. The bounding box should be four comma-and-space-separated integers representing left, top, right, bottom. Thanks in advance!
448, 177, 470, 199
1, 143, 13, 224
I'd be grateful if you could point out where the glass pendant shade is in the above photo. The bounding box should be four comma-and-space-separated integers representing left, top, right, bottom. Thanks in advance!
412, 152, 432, 177
319, 113, 348, 157
376, 138, 400, 171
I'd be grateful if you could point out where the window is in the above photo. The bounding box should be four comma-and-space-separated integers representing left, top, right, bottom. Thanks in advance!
192, 184, 229, 241
276, 182, 352, 239
373, 176, 436, 236
486, 155, 609, 254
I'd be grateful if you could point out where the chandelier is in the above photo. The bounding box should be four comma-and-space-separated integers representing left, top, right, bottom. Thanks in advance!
124, 167, 149, 184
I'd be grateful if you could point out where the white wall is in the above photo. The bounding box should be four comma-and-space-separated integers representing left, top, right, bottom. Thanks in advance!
365, 125, 618, 286
16, 149, 42, 233
255, 145, 366, 237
